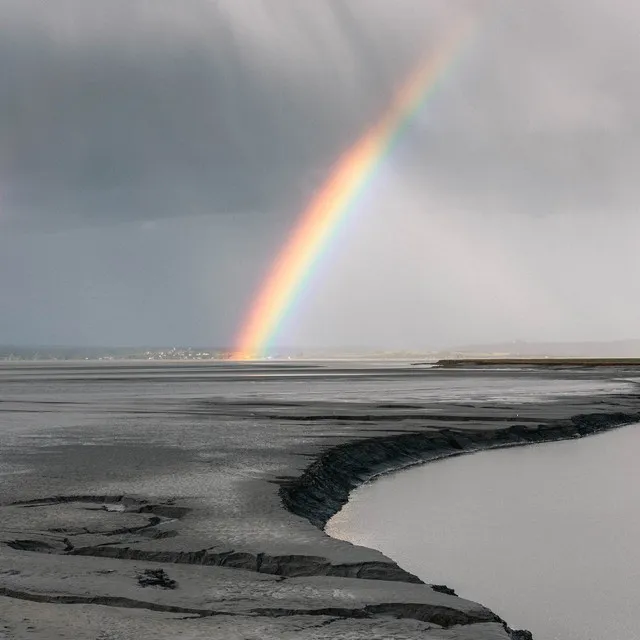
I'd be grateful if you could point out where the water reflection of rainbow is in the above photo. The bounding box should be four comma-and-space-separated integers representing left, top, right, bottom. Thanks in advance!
233, 17, 477, 360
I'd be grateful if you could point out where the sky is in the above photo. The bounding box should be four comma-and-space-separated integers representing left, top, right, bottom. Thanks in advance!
1, 0, 639, 350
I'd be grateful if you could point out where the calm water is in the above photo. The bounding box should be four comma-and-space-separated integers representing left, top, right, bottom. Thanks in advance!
328, 424, 640, 640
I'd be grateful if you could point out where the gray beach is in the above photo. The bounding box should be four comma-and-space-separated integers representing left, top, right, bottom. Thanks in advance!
1, 361, 639, 639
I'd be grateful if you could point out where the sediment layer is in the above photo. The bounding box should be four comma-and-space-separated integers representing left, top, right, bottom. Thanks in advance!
434, 358, 640, 367
280, 410, 640, 530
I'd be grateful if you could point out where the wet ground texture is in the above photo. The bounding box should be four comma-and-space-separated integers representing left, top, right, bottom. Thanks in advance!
1, 361, 639, 639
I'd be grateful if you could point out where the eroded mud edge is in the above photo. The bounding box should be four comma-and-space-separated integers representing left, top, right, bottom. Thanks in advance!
279, 409, 640, 639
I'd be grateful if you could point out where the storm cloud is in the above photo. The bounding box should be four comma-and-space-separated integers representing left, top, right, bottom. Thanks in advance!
1, 0, 639, 349
0, 0, 447, 228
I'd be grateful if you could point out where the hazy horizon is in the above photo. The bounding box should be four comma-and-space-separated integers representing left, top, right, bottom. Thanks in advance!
3, 339, 640, 362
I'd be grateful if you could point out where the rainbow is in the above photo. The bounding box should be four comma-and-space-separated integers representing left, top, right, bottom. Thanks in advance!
233, 17, 478, 360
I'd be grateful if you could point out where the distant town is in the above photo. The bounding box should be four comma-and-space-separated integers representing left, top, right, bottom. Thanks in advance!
0, 346, 231, 362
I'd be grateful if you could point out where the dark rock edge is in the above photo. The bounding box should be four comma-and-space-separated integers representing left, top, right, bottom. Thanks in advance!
279, 409, 640, 639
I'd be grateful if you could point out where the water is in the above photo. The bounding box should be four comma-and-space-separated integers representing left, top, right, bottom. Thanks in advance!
328, 423, 640, 640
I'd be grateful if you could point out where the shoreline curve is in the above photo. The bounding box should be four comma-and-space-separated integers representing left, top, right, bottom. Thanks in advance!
279, 409, 640, 639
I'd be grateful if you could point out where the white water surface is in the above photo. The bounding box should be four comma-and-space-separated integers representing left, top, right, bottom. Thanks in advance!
328, 423, 640, 640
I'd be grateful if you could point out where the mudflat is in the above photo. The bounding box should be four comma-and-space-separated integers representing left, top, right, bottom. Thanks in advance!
1, 361, 638, 639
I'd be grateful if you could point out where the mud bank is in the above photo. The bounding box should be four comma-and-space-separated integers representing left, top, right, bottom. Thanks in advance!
281, 411, 640, 529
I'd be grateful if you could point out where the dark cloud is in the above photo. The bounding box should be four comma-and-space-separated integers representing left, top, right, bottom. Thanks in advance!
3, 0, 638, 229
0, 0, 440, 230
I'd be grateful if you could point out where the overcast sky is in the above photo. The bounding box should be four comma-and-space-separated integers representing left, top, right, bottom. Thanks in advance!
1, 0, 639, 350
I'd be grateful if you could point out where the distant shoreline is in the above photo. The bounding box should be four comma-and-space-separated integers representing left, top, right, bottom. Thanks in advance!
431, 358, 640, 367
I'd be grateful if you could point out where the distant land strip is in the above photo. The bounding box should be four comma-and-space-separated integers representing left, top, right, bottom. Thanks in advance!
431, 358, 640, 367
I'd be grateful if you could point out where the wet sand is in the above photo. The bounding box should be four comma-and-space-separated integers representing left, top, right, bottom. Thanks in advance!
1, 361, 639, 639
